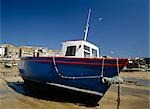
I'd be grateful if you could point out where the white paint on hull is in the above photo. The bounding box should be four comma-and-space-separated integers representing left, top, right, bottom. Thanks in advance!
46, 82, 103, 96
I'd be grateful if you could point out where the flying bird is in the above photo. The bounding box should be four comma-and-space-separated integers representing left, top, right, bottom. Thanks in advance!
98, 17, 103, 21
111, 51, 114, 54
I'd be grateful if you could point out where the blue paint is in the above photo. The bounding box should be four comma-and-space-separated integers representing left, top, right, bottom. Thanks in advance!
19, 57, 127, 101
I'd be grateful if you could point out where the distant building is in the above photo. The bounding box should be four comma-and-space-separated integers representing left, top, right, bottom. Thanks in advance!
19, 46, 34, 57
46, 49, 60, 57
0, 44, 5, 58
0, 43, 62, 59
19, 46, 51, 57
3, 44, 19, 59
126, 57, 150, 69
145, 58, 150, 68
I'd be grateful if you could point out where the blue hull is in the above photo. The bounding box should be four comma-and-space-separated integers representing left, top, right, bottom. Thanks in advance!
19, 57, 127, 101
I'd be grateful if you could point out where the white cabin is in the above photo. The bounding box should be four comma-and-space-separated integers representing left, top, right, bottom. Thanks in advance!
61, 40, 99, 58
60, 9, 101, 58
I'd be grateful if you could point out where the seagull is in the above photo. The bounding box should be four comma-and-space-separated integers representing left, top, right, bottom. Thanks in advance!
98, 17, 103, 21
111, 51, 114, 54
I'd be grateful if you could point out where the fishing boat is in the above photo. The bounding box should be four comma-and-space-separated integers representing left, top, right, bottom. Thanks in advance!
18, 9, 128, 104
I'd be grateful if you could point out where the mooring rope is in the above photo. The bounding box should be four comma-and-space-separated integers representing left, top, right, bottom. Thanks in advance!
52, 56, 101, 79
100, 57, 105, 77
52, 55, 122, 87
116, 58, 120, 76
116, 58, 121, 109
53, 56, 122, 108
0, 76, 8, 83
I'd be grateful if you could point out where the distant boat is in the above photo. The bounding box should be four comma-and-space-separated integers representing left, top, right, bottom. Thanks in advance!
18, 9, 128, 105
5, 63, 12, 68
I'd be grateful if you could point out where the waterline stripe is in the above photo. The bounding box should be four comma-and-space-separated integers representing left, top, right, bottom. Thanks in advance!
46, 82, 103, 96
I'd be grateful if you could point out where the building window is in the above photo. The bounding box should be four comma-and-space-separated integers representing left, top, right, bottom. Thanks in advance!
65, 46, 76, 56
84, 51, 90, 58
84, 45, 90, 51
92, 49, 97, 58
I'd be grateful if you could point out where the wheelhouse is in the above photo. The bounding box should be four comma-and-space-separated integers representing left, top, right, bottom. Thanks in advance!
61, 40, 99, 58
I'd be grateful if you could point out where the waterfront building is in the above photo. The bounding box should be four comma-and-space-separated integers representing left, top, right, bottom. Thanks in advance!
0, 45, 5, 58
19, 46, 34, 57
3, 44, 19, 59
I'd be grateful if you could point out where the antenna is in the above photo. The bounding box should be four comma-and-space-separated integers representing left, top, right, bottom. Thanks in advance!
84, 9, 91, 41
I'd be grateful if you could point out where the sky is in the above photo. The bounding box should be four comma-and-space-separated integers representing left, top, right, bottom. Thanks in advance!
0, 0, 149, 58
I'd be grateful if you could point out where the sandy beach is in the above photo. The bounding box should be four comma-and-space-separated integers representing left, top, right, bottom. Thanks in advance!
0, 64, 149, 109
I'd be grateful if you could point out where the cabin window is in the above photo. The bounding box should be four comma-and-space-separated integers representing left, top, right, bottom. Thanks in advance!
84, 45, 90, 51
65, 46, 76, 56
92, 49, 97, 58
84, 51, 90, 58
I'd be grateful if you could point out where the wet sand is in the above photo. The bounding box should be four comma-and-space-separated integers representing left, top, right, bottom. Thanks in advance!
0, 64, 149, 109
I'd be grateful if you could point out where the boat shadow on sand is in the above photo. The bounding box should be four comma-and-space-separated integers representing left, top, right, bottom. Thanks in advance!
7, 81, 100, 107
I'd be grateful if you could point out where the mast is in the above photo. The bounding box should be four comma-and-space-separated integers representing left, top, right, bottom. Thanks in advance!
84, 9, 91, 41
